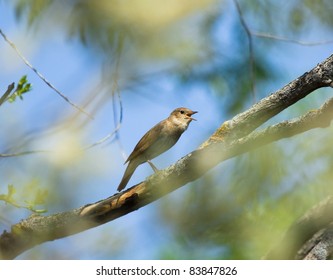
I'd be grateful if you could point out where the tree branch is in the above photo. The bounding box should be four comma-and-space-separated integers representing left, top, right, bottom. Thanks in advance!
1, 53, 333, 259
252, 31, 333, 46
301, 224, 333, 260
265, 196, 333, 259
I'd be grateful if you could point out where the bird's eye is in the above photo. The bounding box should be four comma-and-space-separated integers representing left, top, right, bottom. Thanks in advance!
180, 110, 185, 114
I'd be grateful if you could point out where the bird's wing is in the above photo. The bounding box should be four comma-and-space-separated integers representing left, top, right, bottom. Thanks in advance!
125, 120, 165, 163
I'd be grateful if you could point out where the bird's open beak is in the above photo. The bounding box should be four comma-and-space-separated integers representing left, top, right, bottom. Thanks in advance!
188, 111, 198, 121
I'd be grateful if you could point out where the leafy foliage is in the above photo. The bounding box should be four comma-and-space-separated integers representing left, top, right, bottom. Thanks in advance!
0, 183, 47, 213
0, 75, 32, 106
8, 75, 32, 103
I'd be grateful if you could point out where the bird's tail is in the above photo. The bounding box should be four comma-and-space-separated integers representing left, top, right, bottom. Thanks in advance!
117, 160, 139, 192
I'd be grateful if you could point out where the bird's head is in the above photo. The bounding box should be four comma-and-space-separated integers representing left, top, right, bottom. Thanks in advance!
169, 107, 198, 128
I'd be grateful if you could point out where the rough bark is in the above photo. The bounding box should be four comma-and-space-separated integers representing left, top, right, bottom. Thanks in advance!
265, 196, 333, 260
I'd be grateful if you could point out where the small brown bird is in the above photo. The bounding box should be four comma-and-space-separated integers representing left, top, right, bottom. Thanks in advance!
117, 107, 197, 191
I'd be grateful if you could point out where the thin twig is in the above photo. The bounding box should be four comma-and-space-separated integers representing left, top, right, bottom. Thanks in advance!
85, 36, 125, 153
112, 37, 126, 160
0, 197, 47, 213
0, 150, 48, 158
84, 124, 121, 150
233, 0, 256, 102
252, 31, 333, 46
0, 83, 14, 106
0, 28, 93, 119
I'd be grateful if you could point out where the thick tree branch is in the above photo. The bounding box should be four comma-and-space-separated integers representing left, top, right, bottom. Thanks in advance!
204, 53, 333, 145
265, 196, 333, 260
301, 225, 333, 260
1, 54, 333, 259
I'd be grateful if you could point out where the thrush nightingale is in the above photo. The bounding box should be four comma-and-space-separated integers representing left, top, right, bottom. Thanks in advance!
117, 107, 197, 191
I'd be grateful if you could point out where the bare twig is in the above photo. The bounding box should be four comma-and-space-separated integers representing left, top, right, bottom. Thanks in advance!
0, 83, 15, 106
111, 36, 126, 159
0, 150, 48, 158
0, 28, 93, 119
0, 196, 47, 214
84, 124, 121, 150
233, 0, 256, 102
252, 32, 333, 46
85, 36, 125, 154
232, 0, 333, 104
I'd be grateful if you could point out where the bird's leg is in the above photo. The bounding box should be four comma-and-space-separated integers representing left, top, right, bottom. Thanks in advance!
147, 160, 159, 172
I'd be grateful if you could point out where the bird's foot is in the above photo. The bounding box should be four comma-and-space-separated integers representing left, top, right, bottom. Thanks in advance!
147, 160, 159, 173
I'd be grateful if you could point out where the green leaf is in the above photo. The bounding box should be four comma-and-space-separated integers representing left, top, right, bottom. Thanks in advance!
0, 183, 47, 213
8, 75, 32, 103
